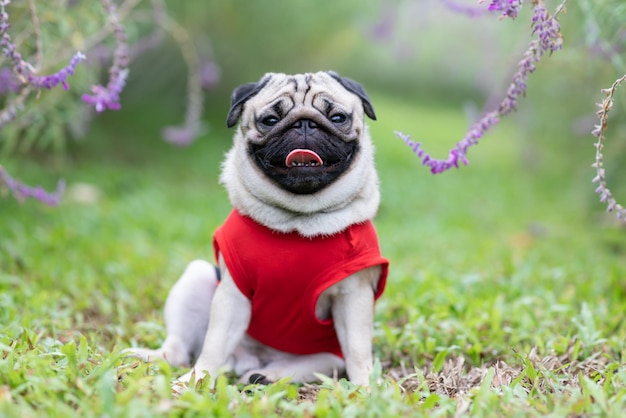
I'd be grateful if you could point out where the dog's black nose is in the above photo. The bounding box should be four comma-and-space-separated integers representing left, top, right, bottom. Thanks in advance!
291, 119, 318, 132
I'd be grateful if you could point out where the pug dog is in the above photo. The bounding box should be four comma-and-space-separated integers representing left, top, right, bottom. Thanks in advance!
125, 71, 389, 387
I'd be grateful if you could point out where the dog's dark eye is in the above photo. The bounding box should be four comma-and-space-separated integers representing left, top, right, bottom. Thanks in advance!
261, 116, 279, 127
330, 113, 348, 124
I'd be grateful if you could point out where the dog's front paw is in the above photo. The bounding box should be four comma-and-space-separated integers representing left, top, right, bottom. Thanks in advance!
239, 370, 277, 385
122, 346, 189, 368
123, 337, 191, 367
122, 347, 165, 363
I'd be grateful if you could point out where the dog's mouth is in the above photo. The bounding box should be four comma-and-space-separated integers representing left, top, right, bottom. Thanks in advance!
285, 149, 324, 168
250, 138, 358, 195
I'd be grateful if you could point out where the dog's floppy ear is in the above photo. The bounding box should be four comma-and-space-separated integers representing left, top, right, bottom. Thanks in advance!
226, 76, 270, 128
327, 71, 376, 121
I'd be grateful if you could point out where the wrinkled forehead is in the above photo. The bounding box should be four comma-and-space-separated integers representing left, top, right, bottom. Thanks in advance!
245, 72, 361, 117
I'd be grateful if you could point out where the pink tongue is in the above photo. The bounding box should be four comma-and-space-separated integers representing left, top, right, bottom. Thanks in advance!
285, 149, 324, 167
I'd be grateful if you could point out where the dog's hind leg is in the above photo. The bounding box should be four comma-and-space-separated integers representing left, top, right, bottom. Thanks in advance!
239, 353, 345, 384
125, 259, 218, 367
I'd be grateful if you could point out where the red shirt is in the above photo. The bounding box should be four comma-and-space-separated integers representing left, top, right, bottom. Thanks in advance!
213, 209, 388, 358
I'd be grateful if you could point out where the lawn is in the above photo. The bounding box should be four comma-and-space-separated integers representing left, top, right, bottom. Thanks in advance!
1, 90, 625, 417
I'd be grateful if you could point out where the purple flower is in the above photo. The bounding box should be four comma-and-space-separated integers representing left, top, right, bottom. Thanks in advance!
162, 123, 202, 147
531, 5, 563, 54
396, 112, 498, 174
27, 52, 86, 90
83, 0, 129, 113
0, 166, 65, 206
82, 68, 128, 112
1, 1, 85, 91
486, 0, 523, 19
1, 4, 32, 80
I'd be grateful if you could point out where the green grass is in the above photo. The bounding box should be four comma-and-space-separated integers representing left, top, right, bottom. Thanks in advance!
1, 91, 625, 417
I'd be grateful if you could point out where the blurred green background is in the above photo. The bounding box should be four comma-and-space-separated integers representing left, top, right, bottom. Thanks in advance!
4, 0, 625, 216
115, 0, 624, 198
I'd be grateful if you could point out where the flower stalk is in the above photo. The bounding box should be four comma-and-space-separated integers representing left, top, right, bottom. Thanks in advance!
152, 0, 204, 146
81, 0, 129, 112
0, 165, 65, 206
591, 73, 626, 221
397, 0, 566, 174
1, 0, 85, 92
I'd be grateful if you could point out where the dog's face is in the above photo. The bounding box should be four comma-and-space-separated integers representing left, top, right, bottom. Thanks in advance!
226, 72, 376, 195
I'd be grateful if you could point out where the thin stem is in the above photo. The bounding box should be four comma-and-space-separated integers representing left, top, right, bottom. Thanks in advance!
442, 0, 488, 18
46, 0, 142, 69
0, 86, 30, 128
27, 0, 42, 69
152, 0, 204, 146
397, 0, 566, 174
591, 73, 626, 220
